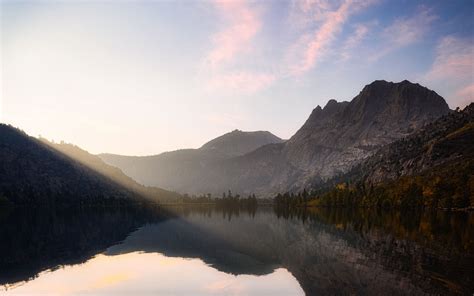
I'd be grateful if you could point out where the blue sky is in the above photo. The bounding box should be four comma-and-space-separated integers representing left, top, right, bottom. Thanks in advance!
1, 0, 473, 155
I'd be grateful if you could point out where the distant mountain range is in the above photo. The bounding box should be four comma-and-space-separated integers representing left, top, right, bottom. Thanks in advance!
99, 80, 451, 196
99, 130, 284, 193
2, 79, 468, 207
0, 125, 180, 206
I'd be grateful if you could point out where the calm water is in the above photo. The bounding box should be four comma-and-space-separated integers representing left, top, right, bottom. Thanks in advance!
0, 206, 473, 295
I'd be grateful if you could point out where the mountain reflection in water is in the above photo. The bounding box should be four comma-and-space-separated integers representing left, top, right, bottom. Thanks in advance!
0, 206, 472, 295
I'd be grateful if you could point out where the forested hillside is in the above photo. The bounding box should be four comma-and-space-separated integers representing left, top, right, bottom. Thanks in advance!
0, 124, 180, 206
283, 103, 474, 209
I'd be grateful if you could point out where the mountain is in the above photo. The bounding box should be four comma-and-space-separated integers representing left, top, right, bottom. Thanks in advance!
0, 124, 180, 206
200, 129, 284, 157
100, 80, 451, 196
356, 103, 473, 184
99, 130, 284, 191
281, 79, 450, 186
310, 103, 474, 208
207, 80, 451, 195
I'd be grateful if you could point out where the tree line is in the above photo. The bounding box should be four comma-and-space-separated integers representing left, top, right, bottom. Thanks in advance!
273, 160, 473, 210
167, 190, 259, 210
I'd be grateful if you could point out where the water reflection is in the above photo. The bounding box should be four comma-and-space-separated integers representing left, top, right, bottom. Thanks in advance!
6, 253, 302, 296
0, 206, 473, 295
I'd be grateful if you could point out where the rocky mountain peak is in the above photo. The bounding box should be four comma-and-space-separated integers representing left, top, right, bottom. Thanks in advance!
303, 100, 348, 130
323, 99, 345, 114
346, 80, 450, 126
283, 80, 451, 183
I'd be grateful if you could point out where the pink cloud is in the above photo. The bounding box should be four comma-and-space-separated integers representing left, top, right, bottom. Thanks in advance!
206, 71, 276, 93
423, 35, 474, 108
205, 0, 261, 69
288, 0, 376, 75
202, 0, 275, 94
203, 0, 376, 93
287, 0, 334, 28
426, 36, 474, 81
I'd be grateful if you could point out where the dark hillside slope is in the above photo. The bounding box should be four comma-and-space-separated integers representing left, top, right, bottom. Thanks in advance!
0, 124, 179, 206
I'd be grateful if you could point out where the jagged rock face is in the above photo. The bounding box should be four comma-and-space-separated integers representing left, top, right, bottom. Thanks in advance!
100, 80, 451, 196
354, 103, 474, 184
282, 80, 450, 185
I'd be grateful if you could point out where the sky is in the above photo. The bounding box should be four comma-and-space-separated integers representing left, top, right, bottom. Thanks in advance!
1, 0, 473, 156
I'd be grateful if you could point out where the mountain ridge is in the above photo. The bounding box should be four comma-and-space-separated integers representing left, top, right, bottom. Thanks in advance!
99, 130, 284, 190
99, 80, 451, 196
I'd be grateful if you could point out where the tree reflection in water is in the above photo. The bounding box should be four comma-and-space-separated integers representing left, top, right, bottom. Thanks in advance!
0, 205, 472, 295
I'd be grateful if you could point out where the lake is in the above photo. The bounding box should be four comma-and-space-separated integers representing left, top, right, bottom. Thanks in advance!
0, 206, 473, 295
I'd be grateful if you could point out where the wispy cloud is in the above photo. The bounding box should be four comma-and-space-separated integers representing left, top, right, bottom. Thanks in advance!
205, 0, 261, 69
287, 0, 376, 76
370, 6, 437, 61
340, 22, 372, 61
424, 36, 474, 107
203, 0, 377, 92
287, 0, 335, 28
455, 84, 474, 108
425, 36, 473, 81
202, 0, 275, 94
201, 1, 444, 95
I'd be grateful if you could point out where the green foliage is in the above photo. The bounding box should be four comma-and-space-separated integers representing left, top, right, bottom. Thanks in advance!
273, 189, 312, 211
170, 191, 259, 211
280, 104, 474, 210
288, 159, 474, 209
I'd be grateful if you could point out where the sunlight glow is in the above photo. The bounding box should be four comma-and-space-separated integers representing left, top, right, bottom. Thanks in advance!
3, 252, 304, 296
1, 1, 472, 155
